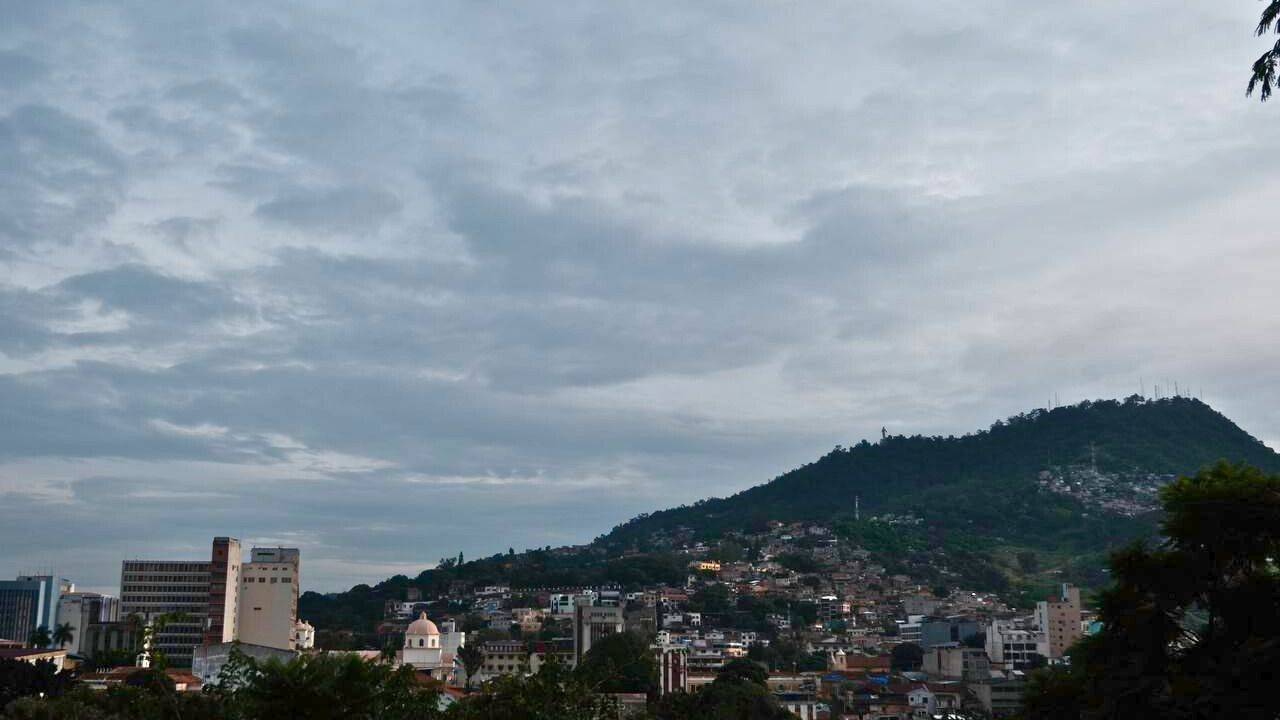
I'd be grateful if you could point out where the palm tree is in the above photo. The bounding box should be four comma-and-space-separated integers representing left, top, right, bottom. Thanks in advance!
28, 625, 52, 649
52, 622, 75, 649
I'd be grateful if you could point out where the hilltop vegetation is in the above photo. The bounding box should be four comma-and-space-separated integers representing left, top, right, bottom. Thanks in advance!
302, 396, 1280, 629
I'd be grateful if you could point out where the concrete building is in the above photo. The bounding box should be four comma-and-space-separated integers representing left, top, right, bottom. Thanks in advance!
920, 616, 981, 649
237, 547, 299, 650
573, 600, 624, 665
653, 643, 689, 695
479, 639, 528, 679
120, 537, 241, 667
1036, 584, 1082, 659
985, 619, 1049, 670
0, 576, 73, 645
120, 557, 211, 667
204, 537, 242, 646
57, 592, 119, 654
922, 644, 990, 681
81, 621, 140, 664
972, 670, 1029, 717
192, 641, 295, 685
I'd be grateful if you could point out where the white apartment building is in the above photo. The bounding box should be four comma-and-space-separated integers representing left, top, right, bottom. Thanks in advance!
237, 547, 300, 650
985, 619, 1049, 669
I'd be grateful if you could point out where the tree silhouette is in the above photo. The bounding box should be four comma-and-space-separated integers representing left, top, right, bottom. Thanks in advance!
1249, 1, 1280, 100
51, 622, 74, 649
1023, 462, 1280, 718
26, 626, 51, 649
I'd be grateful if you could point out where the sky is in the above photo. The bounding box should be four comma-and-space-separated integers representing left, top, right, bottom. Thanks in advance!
2, 2, 1279, 594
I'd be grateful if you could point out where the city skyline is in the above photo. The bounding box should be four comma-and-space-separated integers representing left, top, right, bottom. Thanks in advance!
3, 2, 1280, 593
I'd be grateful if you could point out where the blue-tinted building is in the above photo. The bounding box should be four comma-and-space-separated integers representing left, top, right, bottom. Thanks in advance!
0, 575, 73, 644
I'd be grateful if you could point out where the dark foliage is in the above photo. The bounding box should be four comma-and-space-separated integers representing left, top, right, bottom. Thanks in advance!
1022, 462, 1280, 719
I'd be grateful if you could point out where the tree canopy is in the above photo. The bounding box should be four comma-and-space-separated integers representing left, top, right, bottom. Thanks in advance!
1022, 462, 1280, 719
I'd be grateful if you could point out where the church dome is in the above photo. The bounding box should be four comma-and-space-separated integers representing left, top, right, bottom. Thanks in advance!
406, 611, 440, 636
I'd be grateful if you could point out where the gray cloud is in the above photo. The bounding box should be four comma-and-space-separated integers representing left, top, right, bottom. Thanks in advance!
1, 1, 1278, 592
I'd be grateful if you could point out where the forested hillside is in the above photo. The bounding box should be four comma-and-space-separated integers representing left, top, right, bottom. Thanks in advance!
602, 396, 1277, 546
303, 396, 1279, 629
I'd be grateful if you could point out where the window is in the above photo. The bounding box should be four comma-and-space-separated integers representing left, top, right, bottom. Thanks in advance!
271, 578, 277, 583
259, 578, 265, 583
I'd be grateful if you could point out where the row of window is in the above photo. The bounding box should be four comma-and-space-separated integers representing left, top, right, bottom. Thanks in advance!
122, 563, 210, 572
241, 576, 292, 583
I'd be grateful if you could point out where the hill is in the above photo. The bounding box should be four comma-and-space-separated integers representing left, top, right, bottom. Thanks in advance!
300, 396, 1279, 631
595, 396, 1280, 595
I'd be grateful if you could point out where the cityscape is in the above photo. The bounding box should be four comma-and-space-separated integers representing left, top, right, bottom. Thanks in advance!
1, 527, 1089, 718
3, 1, 1280, 718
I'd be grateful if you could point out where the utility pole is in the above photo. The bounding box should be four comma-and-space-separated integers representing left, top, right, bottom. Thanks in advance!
855, 496, 860, 522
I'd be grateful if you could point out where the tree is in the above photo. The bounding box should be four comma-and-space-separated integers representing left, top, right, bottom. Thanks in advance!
652, 657, 792, 720
51, 623, 74, 649
447, 659, 616, 720
1249, 1, 1280, 100
458, 642, 485, 691
1022, 462, 1280, 719
574, 631, 656, 695
26, 626, 51, 649
890, 642, 923, 672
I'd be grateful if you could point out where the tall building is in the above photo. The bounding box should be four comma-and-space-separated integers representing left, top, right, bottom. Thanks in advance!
0, 576, 72, 645
237, 547, 299, 650
572, 600, 624, 666
119, 559, 210, 667
57, 592, 119, 654
120, 537, 242, 667
204, 537, 242, 646
1035, 584, 1082, 659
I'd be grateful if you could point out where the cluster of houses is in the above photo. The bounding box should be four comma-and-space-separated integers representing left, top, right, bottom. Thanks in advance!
361, 521, 1094, 718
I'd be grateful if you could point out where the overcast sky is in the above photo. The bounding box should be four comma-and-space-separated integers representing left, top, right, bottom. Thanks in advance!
2, 2, 1279, 593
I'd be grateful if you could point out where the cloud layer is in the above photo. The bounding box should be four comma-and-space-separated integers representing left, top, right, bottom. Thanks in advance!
2, 2, 1278, 591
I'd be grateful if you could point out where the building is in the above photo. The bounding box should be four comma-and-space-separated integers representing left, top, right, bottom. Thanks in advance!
920, 616, 980, 649
972, 669, 1029, 717
922, 644, 990, 681
294, 620, 315, 650
1036, 584, 1082, 659
57, 592, 119, 654
192, 641, 296, 685
238, 547, 299, 650
985, 619, 1048, 669
399, 612, 455, 680
204, 537, 242, 646
0, 576, 73, 645
120, 537, 241, 667
573, 601, 624, 665
0, 647, 69, 671
81, 621, 140, 664
653, 643, 688, 695
480, 639, 528, 679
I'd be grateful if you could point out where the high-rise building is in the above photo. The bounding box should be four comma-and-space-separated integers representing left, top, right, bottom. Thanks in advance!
572, 599, 624, 666
1035, 584, 1082, 659
120, 537, 242, 667
204, 537, 242, 646
0, 576, 72, 645
119, 559, 210, 667
237, 547, 299, 650
57, 592, 119, 654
